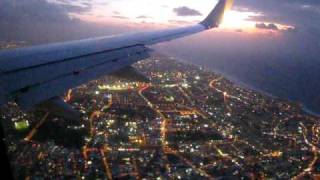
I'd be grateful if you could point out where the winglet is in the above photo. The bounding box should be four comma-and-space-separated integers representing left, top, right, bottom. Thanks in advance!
200, 0, 234, 29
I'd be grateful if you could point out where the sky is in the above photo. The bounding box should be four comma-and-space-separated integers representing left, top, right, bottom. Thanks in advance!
0, 0, 307, 39
0, 0, 320, 113
0, 0, 317, 41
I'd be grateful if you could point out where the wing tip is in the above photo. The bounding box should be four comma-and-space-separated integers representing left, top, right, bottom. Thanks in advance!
200, 0, 234, 29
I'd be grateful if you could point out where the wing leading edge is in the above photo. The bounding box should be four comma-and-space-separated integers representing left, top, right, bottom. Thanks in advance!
0, 0, 233, 114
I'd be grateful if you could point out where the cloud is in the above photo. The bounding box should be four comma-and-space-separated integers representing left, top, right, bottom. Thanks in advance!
173, 6, 202, 16
0, 0, 110, 44
168, 20, 191, 25
60, 4, 92, 14
285, 26, 297, 32
112, 15, 129, 20
235, 0, 320, 29
255, 23, 279, 30
255, 22, 297, 33
136, 15, 152, 19
0, 0, 76, 23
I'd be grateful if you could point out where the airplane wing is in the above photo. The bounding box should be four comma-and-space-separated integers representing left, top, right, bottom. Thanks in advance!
0, 0, 233, 118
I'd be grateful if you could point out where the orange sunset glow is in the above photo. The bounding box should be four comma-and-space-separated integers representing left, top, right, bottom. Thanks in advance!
60, 0, 293, 33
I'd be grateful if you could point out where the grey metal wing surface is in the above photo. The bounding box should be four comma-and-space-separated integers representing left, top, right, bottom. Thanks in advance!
0, 0, 233, 110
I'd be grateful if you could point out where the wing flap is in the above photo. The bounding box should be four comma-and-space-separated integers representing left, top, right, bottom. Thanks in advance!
37, 97, 81, 120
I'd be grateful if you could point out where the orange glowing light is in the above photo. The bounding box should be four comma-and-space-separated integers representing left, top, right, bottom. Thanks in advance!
220, 10, 258, 30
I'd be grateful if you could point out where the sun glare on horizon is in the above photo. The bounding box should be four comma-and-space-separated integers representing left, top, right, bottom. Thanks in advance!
220, 10, 258, 30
